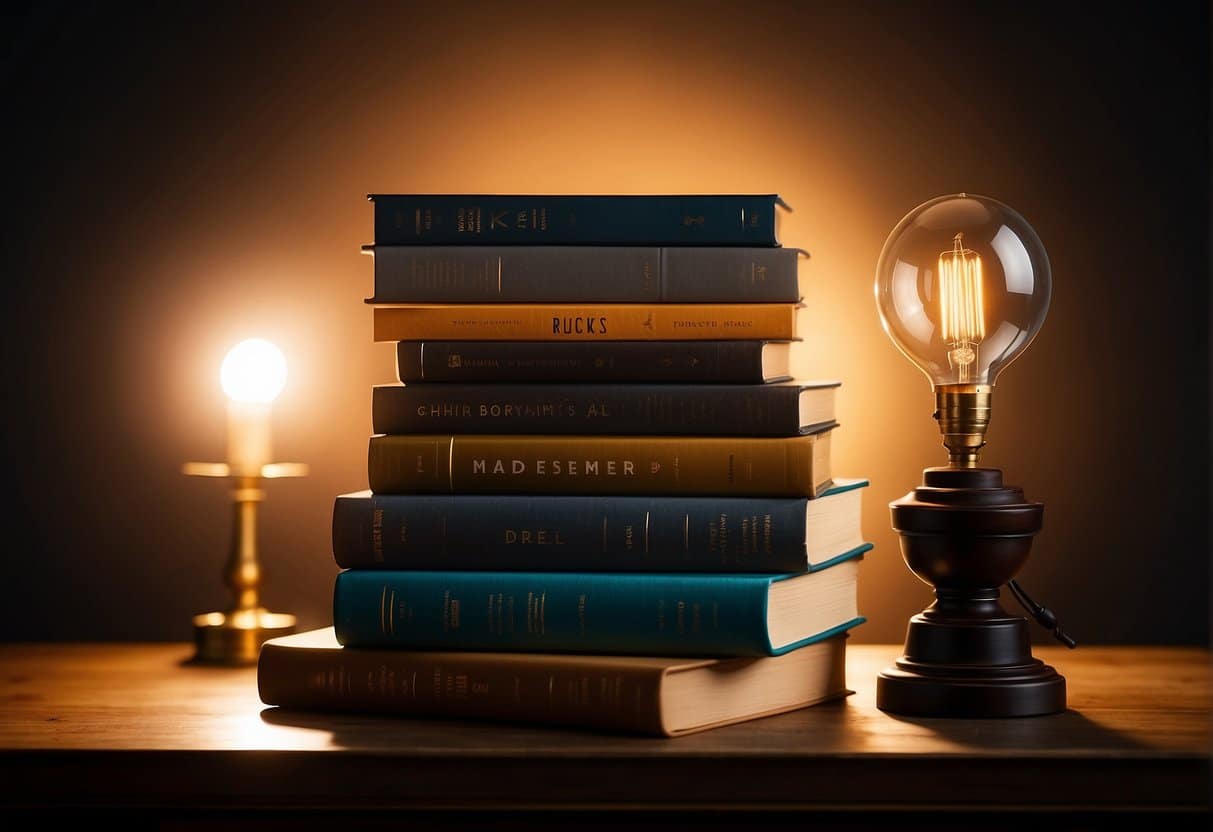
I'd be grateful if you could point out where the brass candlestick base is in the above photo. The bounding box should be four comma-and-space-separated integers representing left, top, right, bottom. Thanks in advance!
193, 610, 298, 664
183, 461, 308, 665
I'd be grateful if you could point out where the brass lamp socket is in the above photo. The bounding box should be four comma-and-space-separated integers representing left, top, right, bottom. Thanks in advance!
934, 384, 992, 468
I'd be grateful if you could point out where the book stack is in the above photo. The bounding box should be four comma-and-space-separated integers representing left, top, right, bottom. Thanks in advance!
259, 195, 873, 736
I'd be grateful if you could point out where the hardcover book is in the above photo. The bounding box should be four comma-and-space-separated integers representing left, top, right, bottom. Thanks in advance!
395, 340, 795, 384
371, 303, 800, 342
257, 627, 850, 737
333, 555, 863, 657
370, 380, 838, 437
369, 194, 788, 246
367, 431, 834, 497
332, 479, 871, 573
364, 245, 801, 303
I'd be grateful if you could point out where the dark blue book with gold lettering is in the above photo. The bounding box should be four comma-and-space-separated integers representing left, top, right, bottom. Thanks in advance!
370, 380, 839, 437
395, 340, 795, 384
370, 194, 788, 246
332, 479, 871, 572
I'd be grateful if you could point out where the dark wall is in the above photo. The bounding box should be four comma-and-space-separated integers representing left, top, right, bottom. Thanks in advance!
3, 1, 1208, 644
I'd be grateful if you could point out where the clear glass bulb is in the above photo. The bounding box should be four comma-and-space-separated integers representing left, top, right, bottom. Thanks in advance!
874, 193, 1051, 388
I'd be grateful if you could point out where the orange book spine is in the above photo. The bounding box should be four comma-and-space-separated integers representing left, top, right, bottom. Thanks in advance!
367, 433, 831, 497
372, 304, 799, 341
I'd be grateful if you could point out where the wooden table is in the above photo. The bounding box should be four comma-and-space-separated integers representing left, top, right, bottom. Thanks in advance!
0, 643, 1208, 828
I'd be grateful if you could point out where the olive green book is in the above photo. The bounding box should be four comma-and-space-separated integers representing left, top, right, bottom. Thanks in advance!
367, 431, 834, 497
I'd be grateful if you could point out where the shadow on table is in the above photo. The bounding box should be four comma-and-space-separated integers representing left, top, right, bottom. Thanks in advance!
878, 707, 1150, 751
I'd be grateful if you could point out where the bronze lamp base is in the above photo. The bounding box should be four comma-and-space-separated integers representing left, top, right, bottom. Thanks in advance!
193, 609, 297, 665
182, 464, 307, 666
876, 467, 1066, 718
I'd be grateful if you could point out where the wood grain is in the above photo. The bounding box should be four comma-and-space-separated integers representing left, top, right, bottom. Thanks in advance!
0, 643, 1208, 813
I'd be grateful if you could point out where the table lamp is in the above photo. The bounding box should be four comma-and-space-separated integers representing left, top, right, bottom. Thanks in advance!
873, 193, 1075, 717
183, 338, 308, 664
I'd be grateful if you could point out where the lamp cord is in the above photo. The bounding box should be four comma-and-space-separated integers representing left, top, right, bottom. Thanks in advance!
1006, 579, 1077, 648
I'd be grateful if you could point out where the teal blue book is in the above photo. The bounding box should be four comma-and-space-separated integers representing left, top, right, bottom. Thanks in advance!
333, 554, 864, 657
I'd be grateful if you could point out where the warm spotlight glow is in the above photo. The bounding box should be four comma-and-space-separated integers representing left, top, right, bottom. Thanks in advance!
220, 339, 287, 403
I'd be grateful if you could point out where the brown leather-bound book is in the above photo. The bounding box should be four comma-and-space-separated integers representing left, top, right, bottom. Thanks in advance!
258, 628, 849, 737
367, 431, 833, 497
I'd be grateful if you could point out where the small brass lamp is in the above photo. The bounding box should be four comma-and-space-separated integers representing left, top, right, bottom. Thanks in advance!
183, 338, 307, 664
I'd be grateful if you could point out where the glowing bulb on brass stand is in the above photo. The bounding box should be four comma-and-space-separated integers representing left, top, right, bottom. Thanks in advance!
873, 194, 1074, 718
184, 338, 308, 665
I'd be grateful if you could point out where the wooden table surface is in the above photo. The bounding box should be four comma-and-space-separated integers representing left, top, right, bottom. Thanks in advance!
0, 642, 1208, 819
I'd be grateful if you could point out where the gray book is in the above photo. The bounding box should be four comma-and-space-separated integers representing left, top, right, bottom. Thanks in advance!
363, 245, 804, 303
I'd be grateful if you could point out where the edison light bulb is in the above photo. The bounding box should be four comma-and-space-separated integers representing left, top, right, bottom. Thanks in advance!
220, 338, 287, 474
875, 194, 1051, 466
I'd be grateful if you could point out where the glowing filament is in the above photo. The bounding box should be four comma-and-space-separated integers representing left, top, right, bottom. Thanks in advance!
938, 233, 984, 380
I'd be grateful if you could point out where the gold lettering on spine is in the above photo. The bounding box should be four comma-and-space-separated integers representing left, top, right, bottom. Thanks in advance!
379, 586, 387, 635
372, 508, 384, 562
389, 590, 396, 635
644, 511, 650, 553
496, 256, 503, 295
447, 437, 455, 492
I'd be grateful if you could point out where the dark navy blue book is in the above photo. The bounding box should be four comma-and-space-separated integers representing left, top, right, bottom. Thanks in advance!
371, 380, 839, 437
370, 194, 787, 246
395, 340, 795, 384
332, 479, 871, 572
333, 555, 863, 657
365, 245, 802, 302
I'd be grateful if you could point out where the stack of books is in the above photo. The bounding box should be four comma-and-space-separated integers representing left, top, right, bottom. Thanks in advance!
258, 194, 873, 736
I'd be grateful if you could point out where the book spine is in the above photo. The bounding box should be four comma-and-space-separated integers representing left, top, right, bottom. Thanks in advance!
396, 341, 781, 384
333, 494, 810, 572
660, 247, 799, 302
371, 246, 661, 303
372, 304, 798, 342
366, 433, 830, 497
257, 644, 666, 735
372, 195, 780, 246
371, 383, 807, 436
368, 246, 799, 303
333, 570, 776, 656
